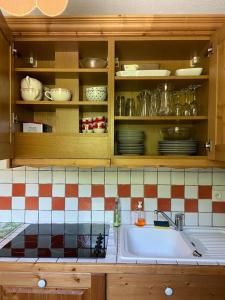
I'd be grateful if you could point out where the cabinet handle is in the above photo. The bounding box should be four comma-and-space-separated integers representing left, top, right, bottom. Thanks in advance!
165, 287, 173, 296
38, 279, 47, 289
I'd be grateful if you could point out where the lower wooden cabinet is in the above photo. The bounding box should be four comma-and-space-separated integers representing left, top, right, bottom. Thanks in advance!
0, 272, 105, 300
107, 273, 225, 300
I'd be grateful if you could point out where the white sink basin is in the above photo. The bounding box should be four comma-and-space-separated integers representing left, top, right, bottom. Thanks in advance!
119, 225, 194, 260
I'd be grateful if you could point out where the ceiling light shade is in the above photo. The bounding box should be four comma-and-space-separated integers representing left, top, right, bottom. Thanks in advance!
0, 0, 69, 16
37, 0, 69, 16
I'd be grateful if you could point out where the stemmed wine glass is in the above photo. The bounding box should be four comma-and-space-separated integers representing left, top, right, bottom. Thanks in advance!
188, 84, 201, 116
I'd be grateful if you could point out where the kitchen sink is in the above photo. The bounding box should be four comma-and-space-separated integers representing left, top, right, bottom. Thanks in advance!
119, 225, 195, 260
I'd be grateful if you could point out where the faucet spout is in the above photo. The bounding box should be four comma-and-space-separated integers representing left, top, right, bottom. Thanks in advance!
155, 210, 183, 231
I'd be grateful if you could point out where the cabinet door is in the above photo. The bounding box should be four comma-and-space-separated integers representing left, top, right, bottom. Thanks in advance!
0, 286, 92, 300
0, 273, 105, 300
107, 274, 225, 300
0, 11, 13, 160
208, 24, 225, 161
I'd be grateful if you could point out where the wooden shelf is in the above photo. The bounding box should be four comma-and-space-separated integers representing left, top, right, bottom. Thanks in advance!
111, 156, 225, 168
15, 68, 108, 73
72, 101, 108, 106
16, 100, 108, 107
12, 158, 110, 168
115, 75, 209, 81
16, 132, 108, 137
114, 116, 208, 122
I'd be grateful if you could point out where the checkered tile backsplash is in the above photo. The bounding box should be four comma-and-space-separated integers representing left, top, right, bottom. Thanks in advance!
0, 167, 225, 226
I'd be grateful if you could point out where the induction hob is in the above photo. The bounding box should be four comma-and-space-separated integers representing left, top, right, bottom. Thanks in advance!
0, 223, 110, 258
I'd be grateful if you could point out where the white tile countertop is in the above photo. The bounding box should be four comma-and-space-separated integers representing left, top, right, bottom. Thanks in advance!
1, 224, 225, 265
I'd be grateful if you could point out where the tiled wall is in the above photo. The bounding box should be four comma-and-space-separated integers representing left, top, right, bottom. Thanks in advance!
0, 166, 225, 226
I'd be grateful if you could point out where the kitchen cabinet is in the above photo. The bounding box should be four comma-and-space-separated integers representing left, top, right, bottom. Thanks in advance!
2, 14, 225, 168
0, 13, 13, 160
12, 40, 111, 167
0, 272, 105, 300
107, 273, 225, 300
208, 25, 225, 161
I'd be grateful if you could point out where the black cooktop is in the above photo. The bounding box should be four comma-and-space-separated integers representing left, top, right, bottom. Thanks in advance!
0, 224, 110, 258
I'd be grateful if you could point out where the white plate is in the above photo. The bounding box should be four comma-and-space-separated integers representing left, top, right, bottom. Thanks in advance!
116, 70, 171, 77
118, 149, 145, 154
175, 68, 203, 76
118, 139, 144, 144
118, 146, 145, 150
118, 143, 144, 147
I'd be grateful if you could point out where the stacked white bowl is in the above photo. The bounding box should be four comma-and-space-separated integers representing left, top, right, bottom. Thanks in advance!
21, 76, 43, 101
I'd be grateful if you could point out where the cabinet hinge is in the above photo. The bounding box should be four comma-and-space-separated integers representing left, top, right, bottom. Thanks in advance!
12, 48, 18, 55
207, 46, 213, 57
205, 140, 212, 152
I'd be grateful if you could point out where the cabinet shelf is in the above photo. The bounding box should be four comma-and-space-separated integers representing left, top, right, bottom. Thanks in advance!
16, 100, 108, 108
111, 155, 222, 168
114, 116, 208, 123
115, 75, 209, 81
15, 68, 108, 73
16, 132, 108, 137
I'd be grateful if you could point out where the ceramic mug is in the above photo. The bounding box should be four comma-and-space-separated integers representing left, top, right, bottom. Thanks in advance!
93, 121, 105, 133
45, 88, 71, 101
81, 122, 93, 133
81, 117, 93, 124
93, 116, 105, 122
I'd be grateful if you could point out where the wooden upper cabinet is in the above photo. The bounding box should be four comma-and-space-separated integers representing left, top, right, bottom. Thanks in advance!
0, 11, 12, 160
208, 23, 225, 161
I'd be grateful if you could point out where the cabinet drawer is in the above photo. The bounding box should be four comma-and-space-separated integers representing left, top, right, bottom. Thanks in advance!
0, 272, 91, 289
14, 133, 109, 159
107, 274, 225, 300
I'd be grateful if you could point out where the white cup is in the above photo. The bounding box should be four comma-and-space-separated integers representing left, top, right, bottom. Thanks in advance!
45, 88, 71, 101
21, 88, 42, 101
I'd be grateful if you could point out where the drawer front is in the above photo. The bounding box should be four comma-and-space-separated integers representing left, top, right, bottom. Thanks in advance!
107, 274, 225, 300
0, 272, 91, 289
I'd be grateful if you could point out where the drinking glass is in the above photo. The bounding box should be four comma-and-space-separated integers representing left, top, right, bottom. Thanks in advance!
115, 95, 126, 116
125, 98, 136, 116
182, 88, 192, 116
189, 84, 201, 116
138, 90, 150, 116
173, 91, 184, 116
149, 89, 160, 116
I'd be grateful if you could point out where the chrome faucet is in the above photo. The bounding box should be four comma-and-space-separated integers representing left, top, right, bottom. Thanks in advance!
154, 210, 184, 231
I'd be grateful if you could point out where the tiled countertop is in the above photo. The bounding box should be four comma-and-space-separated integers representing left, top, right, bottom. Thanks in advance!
1, 224, 225, 266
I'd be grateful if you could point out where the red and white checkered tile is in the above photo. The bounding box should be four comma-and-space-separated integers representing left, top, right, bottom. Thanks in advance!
0, 167, 224, 225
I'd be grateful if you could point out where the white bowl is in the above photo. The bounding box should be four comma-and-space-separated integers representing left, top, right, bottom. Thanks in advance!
86, 86, 107, 101
175, 68, 203, 76
21, 88, 42, 101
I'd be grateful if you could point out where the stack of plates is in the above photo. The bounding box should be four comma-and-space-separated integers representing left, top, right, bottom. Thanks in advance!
117, 130, 145, 155
158, 140, 198, 156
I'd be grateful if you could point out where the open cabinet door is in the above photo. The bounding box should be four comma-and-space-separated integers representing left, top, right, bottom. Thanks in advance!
0, 11, 12, 160
208, 24, 225, 161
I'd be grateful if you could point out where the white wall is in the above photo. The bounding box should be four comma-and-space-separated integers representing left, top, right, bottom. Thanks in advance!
3, 0, 225, 16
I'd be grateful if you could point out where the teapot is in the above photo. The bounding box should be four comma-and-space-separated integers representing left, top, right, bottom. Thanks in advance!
21, 76, 43, 91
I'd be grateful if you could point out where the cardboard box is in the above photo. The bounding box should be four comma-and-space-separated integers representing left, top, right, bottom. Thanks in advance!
22, 123, 52, 133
